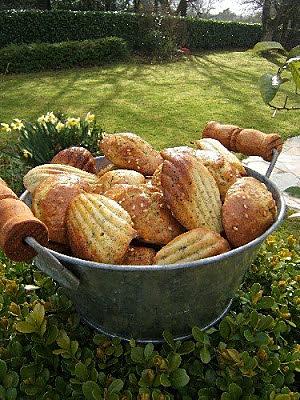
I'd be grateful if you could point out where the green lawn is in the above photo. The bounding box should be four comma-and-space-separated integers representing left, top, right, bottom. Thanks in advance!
1, 50, 299, 151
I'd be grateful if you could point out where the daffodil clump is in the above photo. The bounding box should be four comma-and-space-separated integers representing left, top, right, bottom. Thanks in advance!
0, 112, 102, 167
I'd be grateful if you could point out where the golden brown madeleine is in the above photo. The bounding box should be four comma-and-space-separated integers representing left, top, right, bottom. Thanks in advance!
51, 147, 97, 174
154, 227, 230, 265
32, 174, 90, 244
121, 245, 156, 265
24, 163, 100, 193
151, 164, 163, 189
195, 138, 246, 175
222, 177, 277, 248
96, 162, 118, 177
161, 152, 222, 232
104, 184, 184, 245
99, 132, 163, 175
67, 193, 136, 263
98, 169, 146, 192
194, 149, 241, 201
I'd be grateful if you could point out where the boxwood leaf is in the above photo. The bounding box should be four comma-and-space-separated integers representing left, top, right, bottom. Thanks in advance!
200, 346, 211, 364
144, 343, 154, 360
108, 379, 123, 394
257, 296, 275, 309
0, 360, 7, 380
170, 368, 190, 388
162, 330, 176, 350
160, 373, 171, 387
82, 381, 102, 400
15, 321, 36, 334
167, 353, 181, 371
131, 347, 144, 364
75, 362, 89, 382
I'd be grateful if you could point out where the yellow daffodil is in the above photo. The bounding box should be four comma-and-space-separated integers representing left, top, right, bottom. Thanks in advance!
56, 122, 65, 132
0, 123, 11, 133
22, 149, 32, 159
85, 112, 95, 124
11, 119, 24, 131
45, 111, 58, 125
37, 115, 47, 125
65, 117, 81, 129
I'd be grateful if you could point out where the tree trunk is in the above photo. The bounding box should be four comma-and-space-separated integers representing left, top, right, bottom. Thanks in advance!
38, 0, 51, 9
176, 0, 187, 16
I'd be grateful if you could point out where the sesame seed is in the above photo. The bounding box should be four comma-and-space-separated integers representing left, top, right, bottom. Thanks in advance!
243, 204, 248, 209
233, 226, 238, 231
245, 213, 249, 218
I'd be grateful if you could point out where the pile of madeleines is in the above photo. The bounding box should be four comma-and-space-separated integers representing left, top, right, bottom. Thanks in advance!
23, 131, 277, 265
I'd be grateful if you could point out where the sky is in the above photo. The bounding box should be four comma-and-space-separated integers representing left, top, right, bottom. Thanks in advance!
211, 0, 247, 15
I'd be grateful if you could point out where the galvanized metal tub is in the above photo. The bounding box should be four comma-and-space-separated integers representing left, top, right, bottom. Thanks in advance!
21, 158, 286, 343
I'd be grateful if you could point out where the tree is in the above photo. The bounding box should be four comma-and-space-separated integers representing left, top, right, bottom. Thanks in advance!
175, 0, 216, 17
239, 0, 300, 44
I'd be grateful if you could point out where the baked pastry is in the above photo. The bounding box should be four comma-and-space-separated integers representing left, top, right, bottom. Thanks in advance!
98, 169, 146, 192
154, 227, 230, 265
32, 174, 89, 244
104, 184, 183, 245
51, 147, 97, 174
161, 152, 222, 232
194, 149, 241, 200
23, 163, 101, 193
96, 162, 118, 177
195, 138, 246, 175
151, 164, 163, 189
99, 132, 163, 175
222, 177, 277, 247
67, 193, 136, 263
121, 245, 156, 265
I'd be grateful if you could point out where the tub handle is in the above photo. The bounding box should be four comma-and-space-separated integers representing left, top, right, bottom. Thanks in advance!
25, 237, 79, 290
0, 180, 79, 290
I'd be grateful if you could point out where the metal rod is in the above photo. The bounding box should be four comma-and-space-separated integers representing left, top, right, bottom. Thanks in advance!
265, 149, 280, 178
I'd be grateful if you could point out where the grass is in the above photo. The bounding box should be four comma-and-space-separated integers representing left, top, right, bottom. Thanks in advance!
0, 50, 299, 152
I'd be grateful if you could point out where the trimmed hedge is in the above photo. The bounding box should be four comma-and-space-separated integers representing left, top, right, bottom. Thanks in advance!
0, 37, 129, 73
0, 10, 262, 51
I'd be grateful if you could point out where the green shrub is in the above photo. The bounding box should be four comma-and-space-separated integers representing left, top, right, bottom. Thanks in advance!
143, 30, 176, 60
0, 37, 129, 74
0, 230, 299, 399
0, 10, 262, 52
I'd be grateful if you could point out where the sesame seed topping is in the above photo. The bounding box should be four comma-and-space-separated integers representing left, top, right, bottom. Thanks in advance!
233, 226, 238, 231
245, 213, 249, 218
243, 204, 248, 209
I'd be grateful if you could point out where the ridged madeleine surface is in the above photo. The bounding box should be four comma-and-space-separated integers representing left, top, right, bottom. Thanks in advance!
32, 174, 90, 244
104, 184, 183, 245
51, 147, 96, 174
154, 227, 230, 265
24, 164, 100, 193
222, 177, 277, 247
67, 193, 136, 263
195, 138, 246, 175
99, 132, 163, 175
98, 169, 146, 192
194, 149, 241, 200
121, 245, 156, 265
161, 152, 222, 232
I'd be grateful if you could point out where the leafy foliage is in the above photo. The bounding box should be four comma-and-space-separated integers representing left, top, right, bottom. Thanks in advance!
0, 231, 299, 399
0, 10, 262, 52
253, 41, 300, 112
0, 37, 129, 74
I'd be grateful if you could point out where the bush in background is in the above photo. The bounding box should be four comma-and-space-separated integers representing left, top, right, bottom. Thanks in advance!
0, 37, 129, 74
0, 10, 262, 52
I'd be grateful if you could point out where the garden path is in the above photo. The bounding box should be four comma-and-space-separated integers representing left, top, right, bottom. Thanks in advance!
243, 136, 300, 212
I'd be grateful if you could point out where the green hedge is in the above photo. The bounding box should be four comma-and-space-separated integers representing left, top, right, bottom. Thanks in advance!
0, 37, 129, 73
0, 10, 262, 51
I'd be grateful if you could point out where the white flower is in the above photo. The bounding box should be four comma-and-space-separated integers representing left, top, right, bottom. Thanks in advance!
85, 112, 95, 124
56, 122, 65, 132
37, 115, 47, 125
65, 117, 81, 129
0, 123, 11, 133
22, 149, 32, 159
45, 111, 58, 125
11, 119, 24, 131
